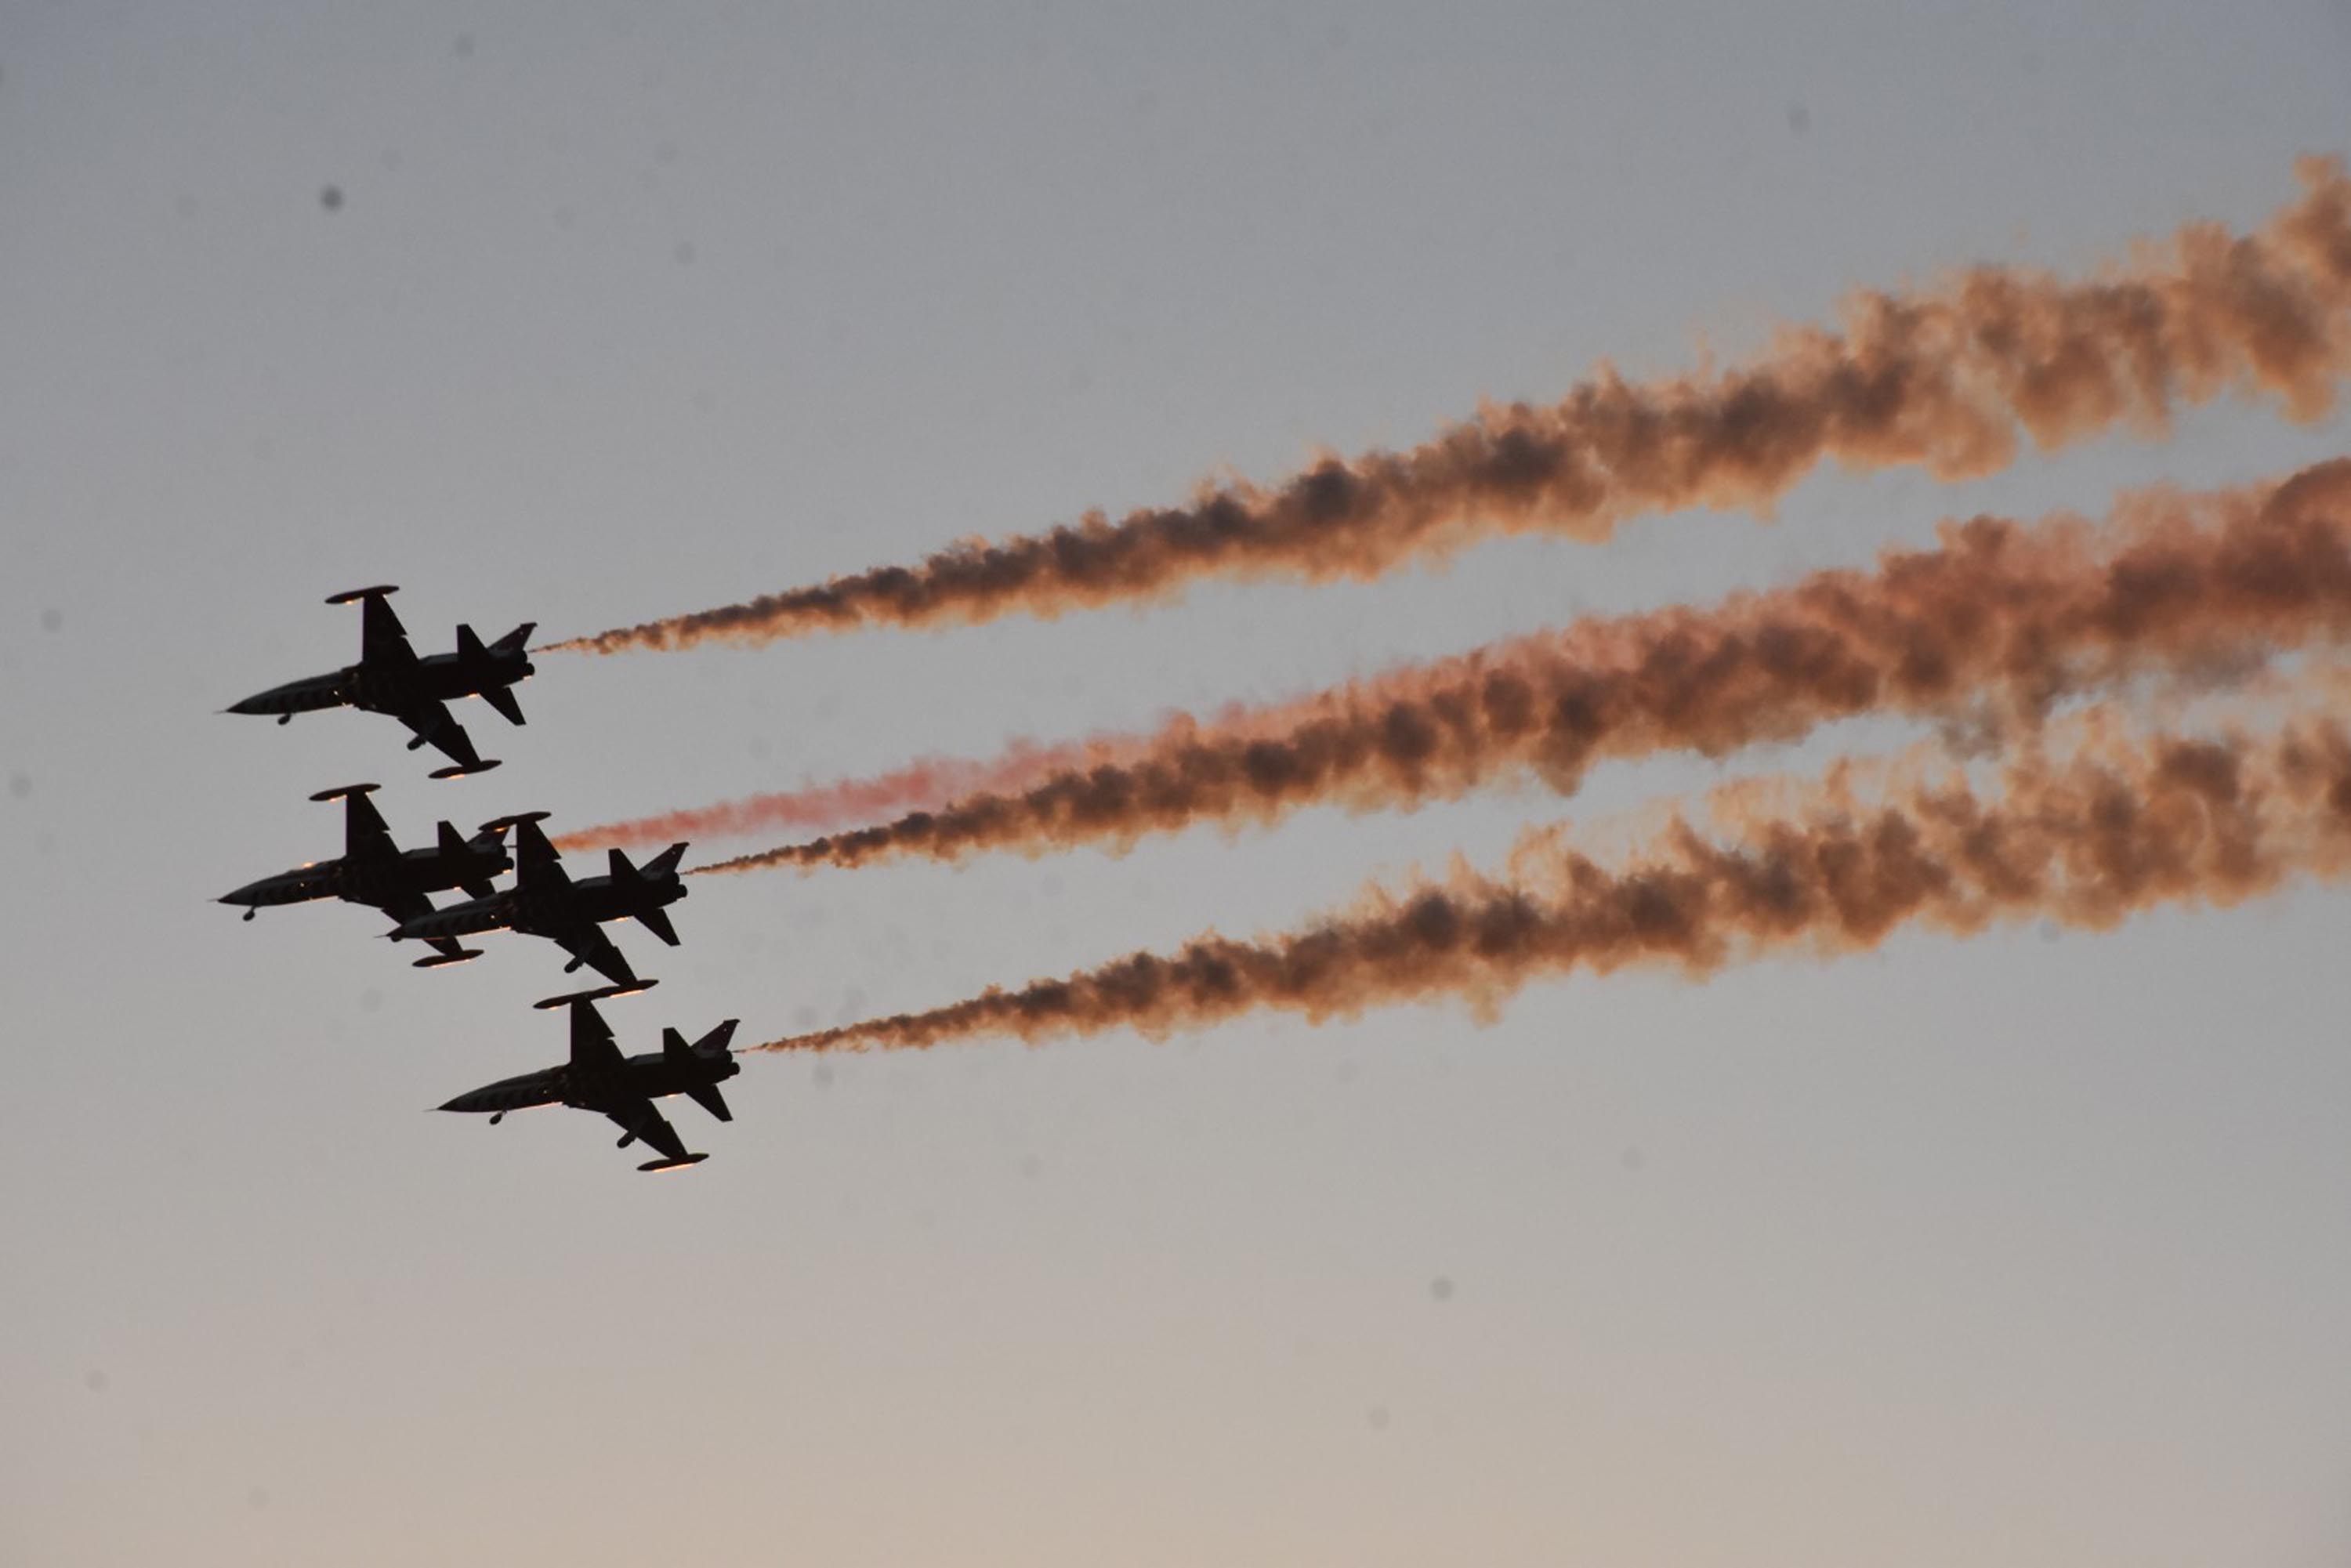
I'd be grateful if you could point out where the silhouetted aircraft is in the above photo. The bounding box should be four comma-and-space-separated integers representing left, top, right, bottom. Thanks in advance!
227, 586, 534, 779
389, 813, 686, 986
219, 783, 510, 967
437, 982, 741, 1171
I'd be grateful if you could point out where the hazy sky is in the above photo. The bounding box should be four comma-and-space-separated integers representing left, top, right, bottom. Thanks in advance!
6, 3, 2351, 1563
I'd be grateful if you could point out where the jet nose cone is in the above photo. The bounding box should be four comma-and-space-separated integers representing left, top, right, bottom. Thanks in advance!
219, 882, 261, 905
226, 693, 268, 715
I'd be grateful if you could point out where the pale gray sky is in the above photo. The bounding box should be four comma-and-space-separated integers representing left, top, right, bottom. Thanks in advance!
5, 3, 2351, 1563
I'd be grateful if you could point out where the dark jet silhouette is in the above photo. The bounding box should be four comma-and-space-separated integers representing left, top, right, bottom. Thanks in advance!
437, 982, 741, 1171
219, 782, 510, 967
389, 812, 686, 986
227, 585, 534, 779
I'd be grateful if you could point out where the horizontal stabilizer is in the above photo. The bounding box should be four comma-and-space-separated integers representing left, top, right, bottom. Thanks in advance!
326, 585, 399, 604
532, 980, 658, 1011
636, 1153, 709, 1173
683, 1083, 734, 1123
635, 906, 680, 947
309, 782, 380, 802
480, 809, 552, 832
479, 685, 525, 727
429, 759, 501, 780
413, 948, 481, 969
455, 623, 487, 662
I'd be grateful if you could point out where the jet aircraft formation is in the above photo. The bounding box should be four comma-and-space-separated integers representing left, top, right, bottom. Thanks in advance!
223, 587, 741, 1172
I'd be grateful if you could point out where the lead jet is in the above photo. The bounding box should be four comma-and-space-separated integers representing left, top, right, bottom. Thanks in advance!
437, 983, 741, 1171
219, 783, 510, 967
389, 812, 686, 987
227, 586, 534, 779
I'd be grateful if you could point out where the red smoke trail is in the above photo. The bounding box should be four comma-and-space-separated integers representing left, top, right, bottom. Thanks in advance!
754, 713, 2351, 1055
694, 458, 2351, 877
552, 158, 2351, 654
550, 739, 1124, 853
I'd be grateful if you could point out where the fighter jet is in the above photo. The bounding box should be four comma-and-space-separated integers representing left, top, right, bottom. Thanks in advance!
227, 586, 534, 779
389, 811, 686, 987
437, 983, 741, 1171
219, 783, 510, 967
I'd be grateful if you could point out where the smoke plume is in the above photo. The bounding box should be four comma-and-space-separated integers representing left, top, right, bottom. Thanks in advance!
755, 713, 2351, 1054
550, 739, 1121, 853
696, 458, 2351, 876
556, 157, 2351, 654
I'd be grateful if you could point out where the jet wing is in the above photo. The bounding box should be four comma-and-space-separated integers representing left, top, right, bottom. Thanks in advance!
342, 789, 397, 862
509, 816, 572, 891
357, 592, 418, 668
374, 887, 478, 962
388, 696, 491, 777
568, 998, 629, 1074
375, 887, 436, 929
602, 1096, 690, 1164
549, 921, 639, 987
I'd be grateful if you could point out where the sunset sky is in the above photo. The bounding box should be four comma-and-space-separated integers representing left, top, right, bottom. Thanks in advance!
6, 3, 2351, 1563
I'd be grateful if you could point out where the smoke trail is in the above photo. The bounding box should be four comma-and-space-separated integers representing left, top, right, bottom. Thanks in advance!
551, 739, 1118, 853
554, 157, 2351, 654
755, 713, 2351, 1054
697, 458, 2351, 876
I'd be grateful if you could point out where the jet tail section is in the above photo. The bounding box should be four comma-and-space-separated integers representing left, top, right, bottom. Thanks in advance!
643, 843, 689, 880
663, 1020, 740, 1061
479, 685, 526, 727
683, 1083, 734, 1123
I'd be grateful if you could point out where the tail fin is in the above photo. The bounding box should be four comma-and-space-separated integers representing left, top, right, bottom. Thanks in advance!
664, 1021, 739, 1060
494, 621, 537, 652
642, 843, 689, 881
445, 820, 505, 896
608, 848, 642, 885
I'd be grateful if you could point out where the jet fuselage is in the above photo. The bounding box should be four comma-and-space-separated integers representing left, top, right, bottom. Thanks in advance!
440, 1048, 740, 1117
393, 871, 686, 943
230, 648, 533, 722
220, 840, 509, 915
